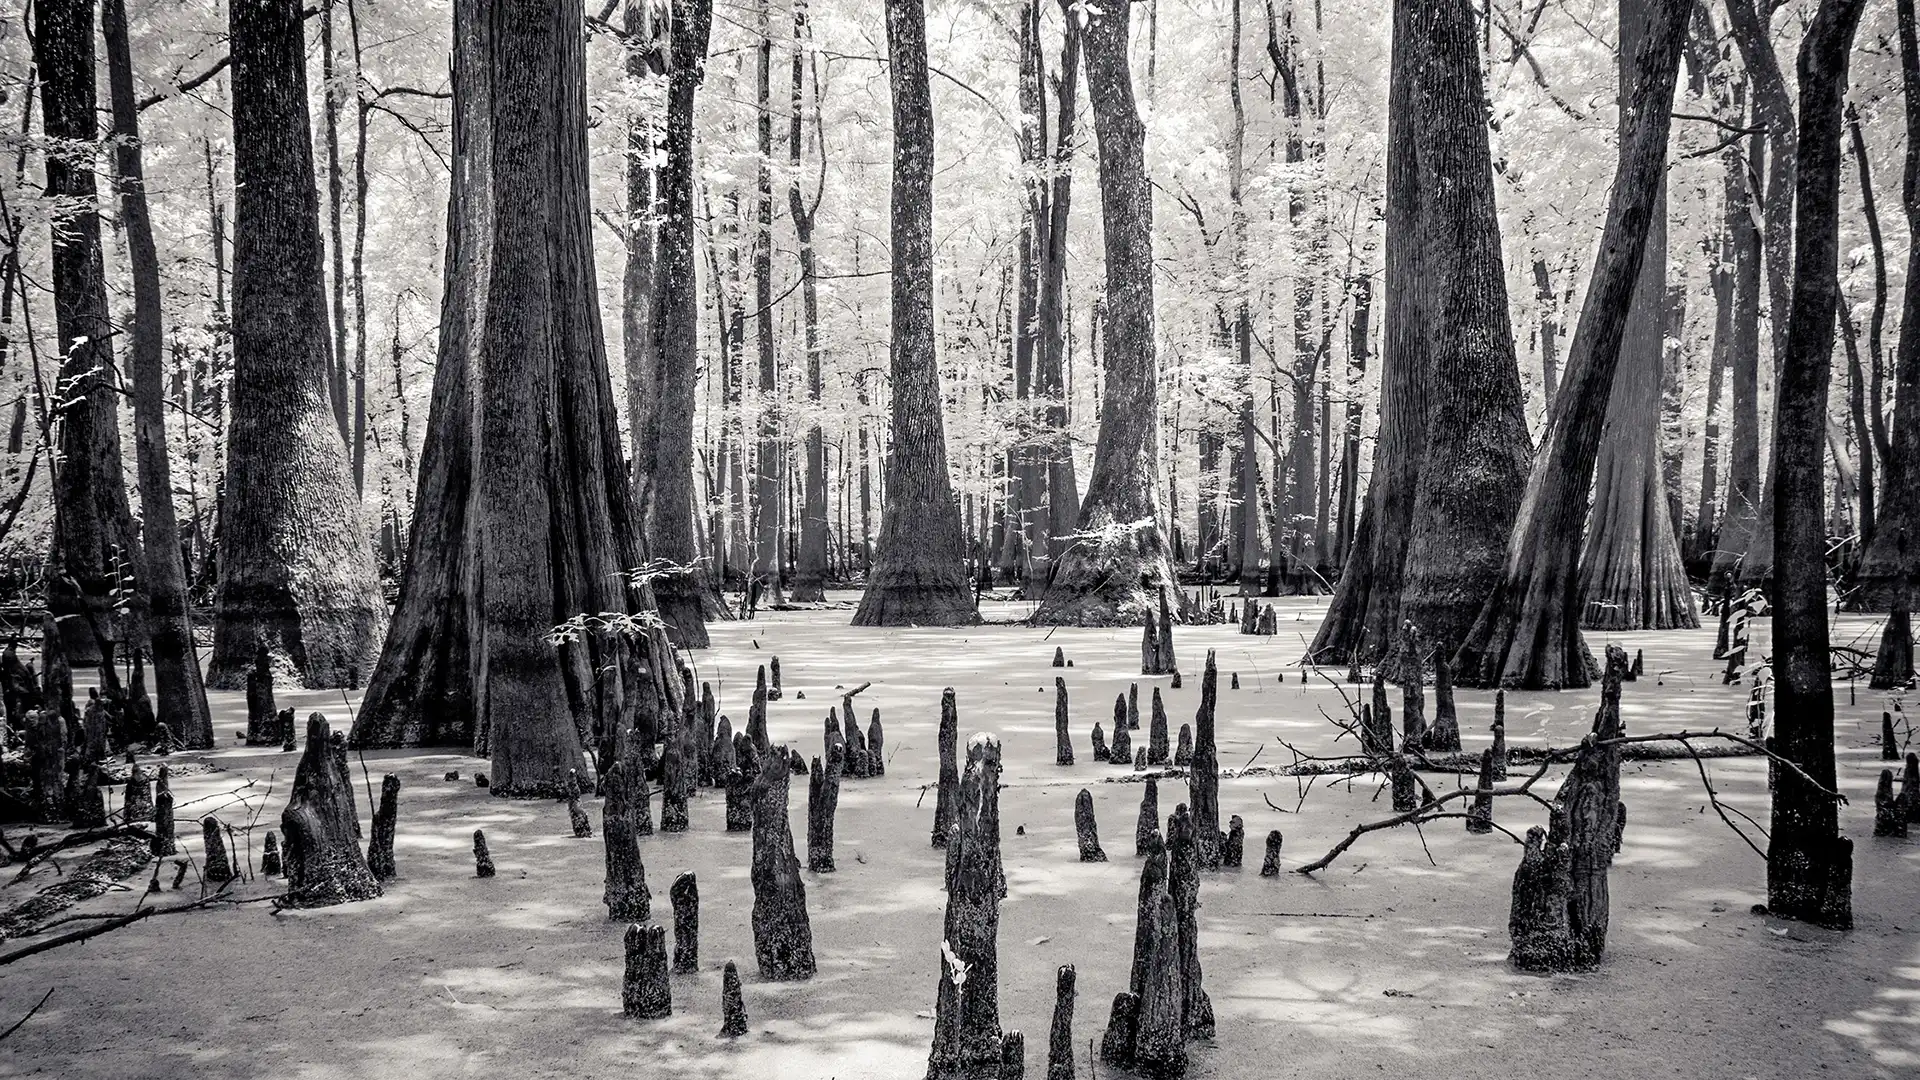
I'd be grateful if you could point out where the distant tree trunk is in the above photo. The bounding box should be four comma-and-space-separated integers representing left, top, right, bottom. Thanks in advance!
1030, 0, 1182, 626
853, 0, 979, 627
103, 0, 215, 749
210, 0, 386, 689
1033, 0, 1082, 592
1009, 0, 1047, 595
790, 0, 829, 603
1226, 0, 1260, 599
634, 0, 720, 645
1333, 273, 1369, 569
1766, 0, 1865, 930
1691, 222, 1731, 569
1312, 0, 1531, 673
1840, 104, 1882, 550
751, 0, 784, 603
1578, 0, 1697, 633
1454, 0, 1691, 689
322, 1, 351, 447
623, 1, 665, 526
1856, 0, 1920, 610
1689, 21, 1739, 572
1714, 103, 1766, 587
1532, 258, 1560, 410
34, 0, 142, 668
1720, 0, 1796, 586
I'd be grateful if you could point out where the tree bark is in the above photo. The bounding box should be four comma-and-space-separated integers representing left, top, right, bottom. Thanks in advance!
211, 0, 385, 690
635, 0, 721, 644
790, 0, 829, 603
853, 0, 979, 627
1856, 0, 1920, 610
1454, 0, 1692, 689
1765, 0, 1864, 931
35, 0, 142, 669
1031, 0, 1183, 626
1034, 1, 1082, 592
102, 0, 214, 750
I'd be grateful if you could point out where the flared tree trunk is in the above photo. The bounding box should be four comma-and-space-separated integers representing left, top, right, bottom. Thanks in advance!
210, 0, 385, 690
1579, 0, 1698, 634
1309, 0, 1530, 673
103, 0, 215, 749
1454, 0, 1692, 690
635, 0, 721, 643
1030, 0, 1183, 626
35, 0, 142, 668
354, 0, 684, 777
1855, 0, 1920, 611
1765, 0, 1864, 930
853, 0, 978, 627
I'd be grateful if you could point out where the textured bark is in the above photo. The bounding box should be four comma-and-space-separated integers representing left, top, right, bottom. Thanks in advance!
1135, 777, 1159, 858
367, 774, 399, 881
790, 0, 829, 604
932, 687, 959, 847
472, 829, 495, 876
1035, 1, 1082, 590
1310, 0, 1530, 671
719, 960, 748, 1036
1855, 0, 1920, 610
603, 760, 651, 920
749, 744, 815, 979
807, 750, 840, 872
33, 0, 140, 671
1765, 0, 1865, 931
1046, 965, 1076, 1080
1031, 0, 1181, 626
1871, 606, 1915, 689
1054, 678, 1074, 766
855, 0, 979, 627
103, 0, 213, 749
927, 734, 1011, 1079
1454, 0, 1691, 689
1579, 10, 1698, 636
1074, 788, 1107, 862
281, 715, 381, 907
670, 871, 698, 973
621, 922, 672, 1018
634, 0, 722, 645
1188, 652, 1220, 870
245, 644, 277, 746
1165, 805, 1213, 1039
211, 0, 384, 690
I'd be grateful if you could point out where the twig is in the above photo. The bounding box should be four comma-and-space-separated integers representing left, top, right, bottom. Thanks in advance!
0, 988, 53, 1041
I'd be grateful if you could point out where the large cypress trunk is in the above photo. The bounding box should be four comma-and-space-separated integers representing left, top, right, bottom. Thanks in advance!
1453, 0, 1692, 689
1765, 0, 1864, 930
635, 0, 721, 643
102, 0, 214, 749
789, 0, 829, 604
211, 0, 385, 690
853, 0, 979, 627
1033, 0, 1082, 594
1578, 0, 1698, 634
1030, 0, 1183, 627
35, 0, 142, 668
1309, 0, 1529, 672
1855, 0, 1920, 611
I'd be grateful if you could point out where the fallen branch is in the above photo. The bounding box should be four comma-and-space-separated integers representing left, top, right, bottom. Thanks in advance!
0, 987, 53, 1041
0, 885, 266, 968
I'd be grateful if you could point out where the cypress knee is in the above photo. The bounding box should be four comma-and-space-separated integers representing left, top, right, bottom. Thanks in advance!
1259, 830, 1283, 876
1074, 788, 1107, 862
1874, 770, 1907, 837
769, 656, 783, 701
367, 774, 400, 881
27, 709, 65, 821
1389, 755, 1418, 812
719, 960, 748, 1037
1491, 692, 1509, 780
473, 829, 495, 877
123, 762, 152, 823
261, 830, 282, 876
1884, 712, 1901, 761
1092, 722, 1109, 763
245, 643, 276, 745
807, 750, 841, 873
1221, 815, 1244, 869
1135, 778, 1159, 857
932, 688, 959, 848
1508, 820, 1575, 971
202, 815, 236, 883
725, 732, 755, 832
868, 708, 886, 776
1052, 646, 1065, 668
1466, 748, 1496, 834
151, 768, 176, 856
1906, 753, 1920, 824
1047, 965, 1076, 1080
1147, 688, 1170, 765
1109, 694, 1132, 764
749, 745, 816, 980
1166, 804, 1213, 1039
1127, 683, 1141, 730
711, 714, 736, 789
1189, 652, 1221, 869
925, 733, 1010, 1079
603, 760, 651, 921
1424, 655, 1461, 751
1054, 678, 1073, 766
661, 713, 690, 833
671, 871, 698, 973
281, 714, 380, 906
1173, 724, 1191, 767
621, 923, 672, 1019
